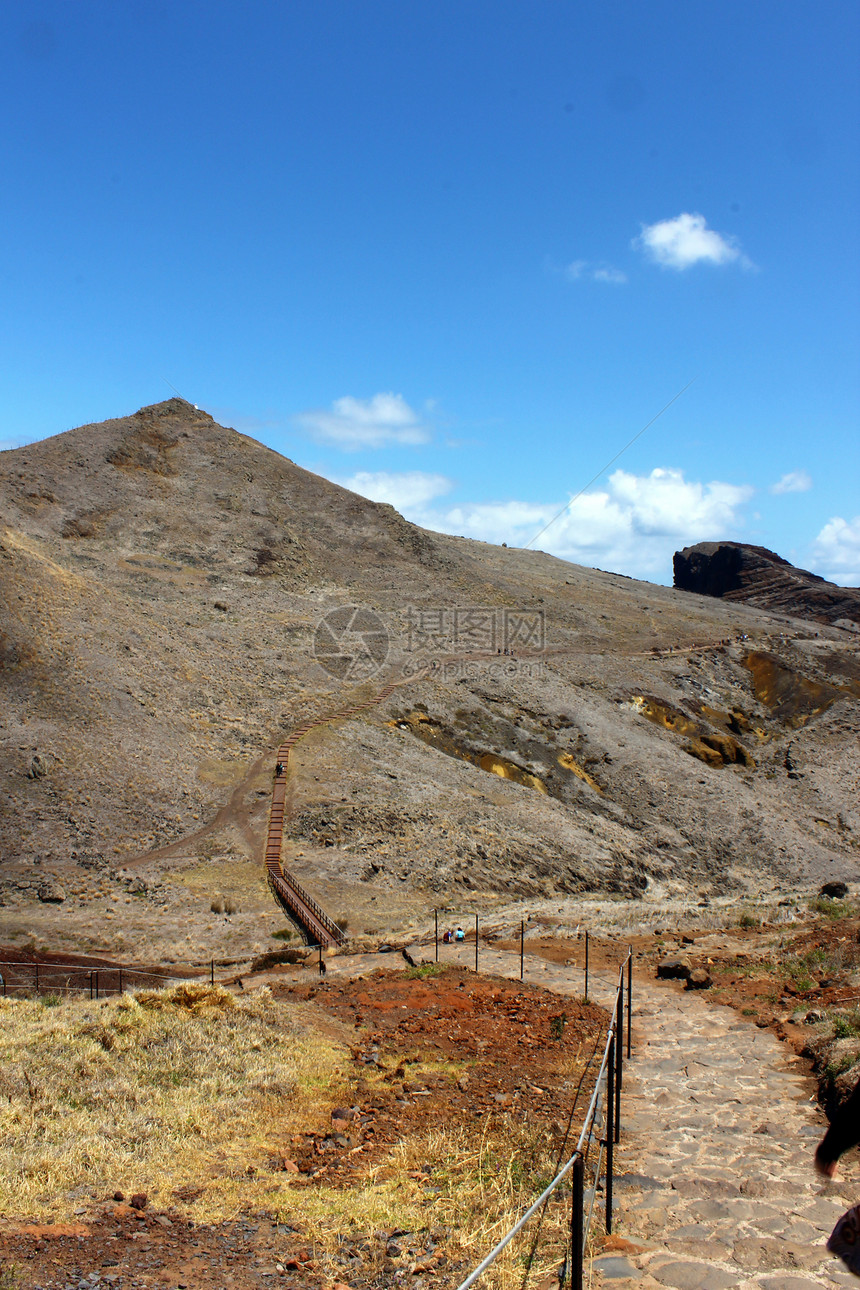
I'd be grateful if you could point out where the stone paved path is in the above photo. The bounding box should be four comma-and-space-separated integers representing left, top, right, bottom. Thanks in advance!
594, 977, 860, 1289
325, 942, 860, 1287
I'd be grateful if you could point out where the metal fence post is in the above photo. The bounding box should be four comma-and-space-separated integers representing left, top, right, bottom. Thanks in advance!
94, 971, 99, 1000
89, 971, 93, 1001
35, 962, 39, 995
615, 984, 623, 1144
210, 959, 215, 986
627, 950, 633, 1060
606, 1034, 615, 1234
571, 1152, 584, 1290
435, 909, 439, 962
118, 967, 123, 996
520, 920, 524, 982
474, 914, 478, 974
584, 930, 589, 1002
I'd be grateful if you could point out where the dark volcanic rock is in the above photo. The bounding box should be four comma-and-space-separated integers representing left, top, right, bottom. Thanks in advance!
673, 542, 860, 627
820, 881, 849, 899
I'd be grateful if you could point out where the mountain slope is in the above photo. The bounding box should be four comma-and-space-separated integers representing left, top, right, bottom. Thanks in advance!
1, 400, 858, 959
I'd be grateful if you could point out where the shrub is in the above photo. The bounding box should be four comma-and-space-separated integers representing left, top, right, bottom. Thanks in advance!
405, 963, 446, 980
210, 898, 224, 914
832, 1011, 860, 1040
809, 896, 853, 919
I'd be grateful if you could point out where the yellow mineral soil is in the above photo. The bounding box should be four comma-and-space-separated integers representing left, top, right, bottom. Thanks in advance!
390, 713, 548, 794
478, 753, 548, 794
744, 651, 842, 728
700, 704, 769, 743
631, 695, 698, 735
685, 733, 755, 768
557, 751, 603, 793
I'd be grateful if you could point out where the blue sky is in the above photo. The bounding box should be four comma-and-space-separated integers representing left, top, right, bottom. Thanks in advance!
1, 1, 858, 584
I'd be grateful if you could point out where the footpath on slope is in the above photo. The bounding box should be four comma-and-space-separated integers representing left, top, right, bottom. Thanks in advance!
374, 943, 860, 1290
593, 977, 860, 1290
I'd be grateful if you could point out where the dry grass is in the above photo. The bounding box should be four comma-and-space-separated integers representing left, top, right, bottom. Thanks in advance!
0, 983, 598, 1288
0, 983, 346, 1220
280, 1111, 585, 1290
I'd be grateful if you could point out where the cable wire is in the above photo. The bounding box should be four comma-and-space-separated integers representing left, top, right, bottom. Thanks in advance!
524, 378, 697, 551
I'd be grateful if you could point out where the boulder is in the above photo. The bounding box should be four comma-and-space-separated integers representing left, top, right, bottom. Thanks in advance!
820, 881, 849, 899
38, 882, 65, 903
656, 956, 692, 980
251, 948, 305, 971
685, 968, 712, 990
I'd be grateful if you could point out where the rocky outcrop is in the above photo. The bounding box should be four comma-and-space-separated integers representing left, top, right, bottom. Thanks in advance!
673, 542, 860, 627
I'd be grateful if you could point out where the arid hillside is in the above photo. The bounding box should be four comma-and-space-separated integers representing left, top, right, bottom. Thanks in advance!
674, 540, 860, 628
1, 399, 858, 960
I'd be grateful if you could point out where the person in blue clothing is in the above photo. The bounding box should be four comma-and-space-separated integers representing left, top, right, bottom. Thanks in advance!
455, 926, 465, 942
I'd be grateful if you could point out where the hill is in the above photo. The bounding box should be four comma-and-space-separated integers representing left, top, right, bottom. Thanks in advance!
1, 399, 858, 960
674, 540, 860, 629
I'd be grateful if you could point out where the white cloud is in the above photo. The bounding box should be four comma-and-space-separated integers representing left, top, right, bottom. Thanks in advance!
295, 392, 430, 450
567, 259, 627, 285
634, 212, 752, 271
592, 265, 628, 284
332, 464, 754, 583
811, 516, 860, 586
339, 469, 453, 510
770, 470, 813, 495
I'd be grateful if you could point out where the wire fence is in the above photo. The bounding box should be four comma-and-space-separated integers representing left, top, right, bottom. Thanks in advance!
454, 952, 633, 1290
0, 959, 220, 999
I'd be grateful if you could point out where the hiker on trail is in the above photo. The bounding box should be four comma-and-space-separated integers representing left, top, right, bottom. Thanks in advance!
442, 930, 452, 943
816, 1078, 860, 1275
275, 761, 284, 776
455, 926, 465, 942
815, 1079, 860, 1178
